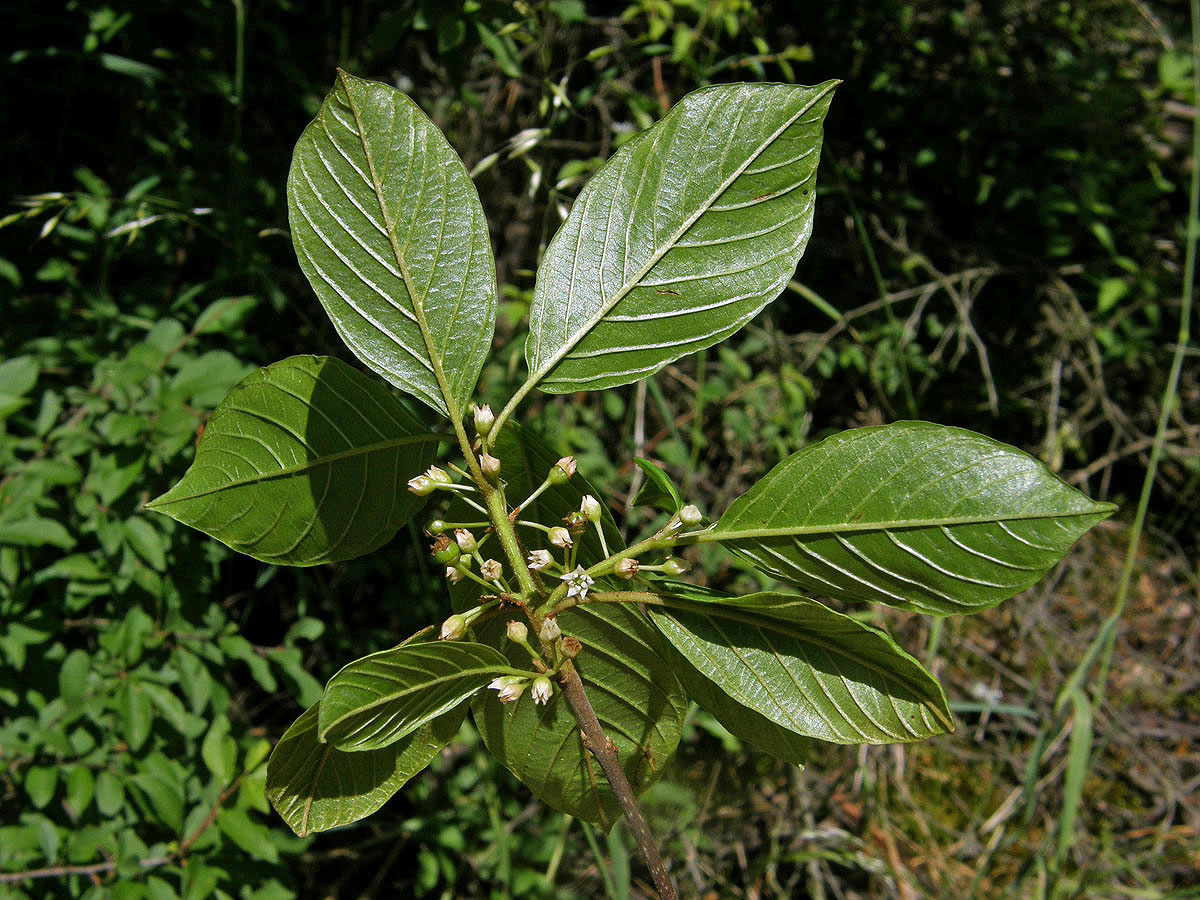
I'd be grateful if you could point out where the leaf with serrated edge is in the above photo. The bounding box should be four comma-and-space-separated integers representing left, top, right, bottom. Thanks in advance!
712, 421, 1116, 615
525, 80, 836, 394
318, 641, 509, 751
288, 70, 496, 416
267, 701, 462, 837
648, 584, 952, 747
146, 356, 437, 566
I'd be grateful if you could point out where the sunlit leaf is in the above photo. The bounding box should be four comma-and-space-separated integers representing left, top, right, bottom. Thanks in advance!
318, 640, 508, 751
712, 422, 1116, 615
648, 583, 952, 749
525, 80, 836, 393
288, 70, 497, 416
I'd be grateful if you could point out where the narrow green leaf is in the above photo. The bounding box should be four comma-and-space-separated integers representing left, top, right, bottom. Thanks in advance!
147, 355, 437, 566
632, 458, 682, 513
288, 70, 497, 416
318, 641, 508, 751
268, 701, 462, 837
525, 80, 837, 394
712, 421, 1117, 615
648, 584, 952, 748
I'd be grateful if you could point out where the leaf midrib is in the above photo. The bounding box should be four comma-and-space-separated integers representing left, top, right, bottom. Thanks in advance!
339, 69, 463, 417
710, 505, 1114, 542
525, 82, 837, 393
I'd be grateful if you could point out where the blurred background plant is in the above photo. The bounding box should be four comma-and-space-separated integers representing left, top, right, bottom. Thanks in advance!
2, 1, 1195, 898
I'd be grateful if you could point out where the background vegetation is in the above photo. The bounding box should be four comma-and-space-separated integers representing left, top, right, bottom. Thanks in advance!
2, 1, 1195, 898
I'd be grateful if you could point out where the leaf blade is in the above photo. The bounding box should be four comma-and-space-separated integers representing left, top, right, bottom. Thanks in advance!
146, 355, 437, 566
266, 702, 462, 837
525, 81, 837, 393
288, 70, 497, 415
318, 640, 508, 751
648, 585, 952, 747
712, 421, 1116, 615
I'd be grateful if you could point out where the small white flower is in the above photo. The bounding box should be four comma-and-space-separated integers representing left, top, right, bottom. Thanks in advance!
480, 453, 501, 480
480, 558, 503, 581
472, 404, 495, 438
454, 528, 477, 553
530, 676, 553, 706
445, 565, 463, 584
547, 526, 573, 549
488, 676, 527, 703
527, 549, 552, 571
539, 617, 562, 643
560, 565, 594, 601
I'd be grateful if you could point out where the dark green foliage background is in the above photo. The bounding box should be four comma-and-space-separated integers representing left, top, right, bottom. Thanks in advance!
1, 1, 1191, 898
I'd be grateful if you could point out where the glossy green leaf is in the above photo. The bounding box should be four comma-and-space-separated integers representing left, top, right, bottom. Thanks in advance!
453, 427, 686, 829
648, 584, 952, 748
288, 70, 497, 416
525, 80, 836, 393
633, 457, 682, 513
712, 421, 1116, 615
318, 640, 508, 751
147, 355, 437, 566
266, 701, 462, 837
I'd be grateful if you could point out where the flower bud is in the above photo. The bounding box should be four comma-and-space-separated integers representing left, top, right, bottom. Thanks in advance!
445, 565, 463, 584
661, 556, 691, 576
440, 614, 467, 641
530, 676, 553, 706
473, 404, 495, 439
527, 549, 552, 571
480, 558, 503, 581
480, 452, 501, 481
615, 557, 639, 580
424, 465, 452, 486
679, 504, 703, 527
506, 620, 528, 643
431, 534, 460, 564
547, 456, 577, 484
454, 528, 477, 553
581, 494, 602, 523
426, 519, 449, 534
539, 617, 562, 643
547, 526, 572, 549
407, 474, 435, 496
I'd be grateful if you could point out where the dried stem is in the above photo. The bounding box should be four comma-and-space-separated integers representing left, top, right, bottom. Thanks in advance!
558, 660, 678, 900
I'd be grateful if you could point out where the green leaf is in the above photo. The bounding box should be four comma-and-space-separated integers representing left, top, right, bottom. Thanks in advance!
648, 584, 953, 749
288, 70, 497, 416
0, 518, 75, 550
472, 602, 688, 830
632, 458, 682, 513
712, 422, 1116, 615
146, 355, 437, 566
318, 641, 507, 751
524, 81, 836, 394
193, 295, 258, 335
266, 701, 462, 837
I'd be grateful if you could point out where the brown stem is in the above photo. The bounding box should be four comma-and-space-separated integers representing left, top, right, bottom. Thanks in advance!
558, 661, 678, 900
